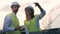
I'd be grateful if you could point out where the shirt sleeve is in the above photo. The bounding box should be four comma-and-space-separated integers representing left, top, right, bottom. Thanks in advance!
36, 9, 46, 20
24, 26, 29, 34
3, 15, 15, 32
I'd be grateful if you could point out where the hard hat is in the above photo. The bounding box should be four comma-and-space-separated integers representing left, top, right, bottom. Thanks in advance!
11, 2, 20, 7
25, 6, 34, 11
27, 6, 33, 9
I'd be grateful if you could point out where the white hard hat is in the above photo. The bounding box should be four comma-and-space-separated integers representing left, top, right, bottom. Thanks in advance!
25, 6, 34, 10
27, 6, 33, 9
25, 6, 34, 12
11, 2, 20, 7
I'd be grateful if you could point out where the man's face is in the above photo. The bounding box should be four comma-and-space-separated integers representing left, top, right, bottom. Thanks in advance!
12, 6, 19, 14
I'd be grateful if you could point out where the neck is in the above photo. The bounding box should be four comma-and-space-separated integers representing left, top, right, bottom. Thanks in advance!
26, 15, 34, 21
13, 12, 16, 15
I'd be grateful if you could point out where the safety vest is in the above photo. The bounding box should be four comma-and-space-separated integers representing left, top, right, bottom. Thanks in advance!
6, 13, 21, 34
24, 16, 41, 33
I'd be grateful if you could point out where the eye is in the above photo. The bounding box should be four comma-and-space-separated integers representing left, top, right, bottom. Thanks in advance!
15, 7, 17, 8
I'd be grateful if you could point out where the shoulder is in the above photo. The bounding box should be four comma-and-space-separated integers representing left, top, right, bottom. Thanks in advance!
4, 14, 12, 20
35, 15, 39, 18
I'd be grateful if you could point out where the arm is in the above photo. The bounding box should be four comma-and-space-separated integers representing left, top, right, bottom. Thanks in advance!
3, 15, 15, 32
34, 3, 46, 19
20, 26, 29, 34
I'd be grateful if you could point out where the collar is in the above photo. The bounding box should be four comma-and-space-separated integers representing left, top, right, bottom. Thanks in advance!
12, 12, 16, 17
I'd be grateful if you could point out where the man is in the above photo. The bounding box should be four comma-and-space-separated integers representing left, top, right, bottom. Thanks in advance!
24, 3, 46, 34
3, 2, 24, 34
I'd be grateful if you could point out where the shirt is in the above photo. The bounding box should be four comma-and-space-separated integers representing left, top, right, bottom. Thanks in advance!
3, 13, 16, 32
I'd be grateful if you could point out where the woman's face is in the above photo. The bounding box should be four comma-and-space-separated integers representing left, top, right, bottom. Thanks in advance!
25, 9, 34, 18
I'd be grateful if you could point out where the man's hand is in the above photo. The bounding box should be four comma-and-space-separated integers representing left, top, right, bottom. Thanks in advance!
15, 26, 25, 31
15, 26, 21, 31
19, 26, 25, 31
